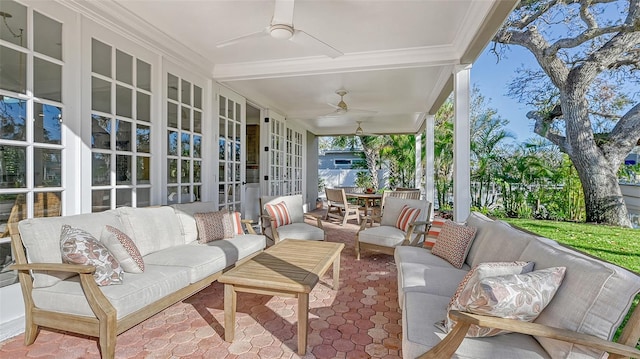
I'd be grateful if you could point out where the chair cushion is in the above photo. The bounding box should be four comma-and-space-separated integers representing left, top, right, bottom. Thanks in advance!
271, 222, 325, 241
265, 201, 292, 228
60, 225, 123, 286
431, 221, 477, 268
229, 211, 243, 235
100, 225, 145, 273
396, 205, 421, 232
359, 225, 407, 247
194, 211, 234, 243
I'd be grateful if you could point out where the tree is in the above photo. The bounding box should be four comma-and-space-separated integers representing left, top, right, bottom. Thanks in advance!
494, 0, 640, 226
330, 135, 389, 191
381, 134, 416, 188
434, 101, 454, 210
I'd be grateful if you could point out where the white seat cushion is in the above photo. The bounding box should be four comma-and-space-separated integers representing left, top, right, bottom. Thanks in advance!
270, 222, 325, 241
359, 225, 406, 247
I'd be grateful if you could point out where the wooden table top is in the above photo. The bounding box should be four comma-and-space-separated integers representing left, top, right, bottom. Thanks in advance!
219, 239, 345, 293
346, 193, 382, 199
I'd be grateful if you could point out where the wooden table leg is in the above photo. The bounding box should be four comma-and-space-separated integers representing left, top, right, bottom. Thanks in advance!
224, 284, 236, 342
297, 293, 309, 355
333, 254, 341, 290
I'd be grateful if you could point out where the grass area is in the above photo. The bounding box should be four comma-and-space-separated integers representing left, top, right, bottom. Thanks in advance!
500, 218, 639, 348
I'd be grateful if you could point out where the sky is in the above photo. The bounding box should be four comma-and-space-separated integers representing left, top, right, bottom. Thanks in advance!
471, 45, 540, 145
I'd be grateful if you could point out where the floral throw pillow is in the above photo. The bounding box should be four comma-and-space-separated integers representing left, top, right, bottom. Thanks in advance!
430, 221, 477, 268
194, 211, 234, 243
60, 225, 123, 286
461, 267, 566, 337
443, 261, 534, 336
100, 225, 145, 273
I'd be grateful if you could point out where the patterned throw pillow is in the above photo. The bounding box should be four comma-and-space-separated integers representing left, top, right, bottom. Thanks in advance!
461, 267, 566, 337
443, 261, 535, 336
430, 221, 477, 268
194, 211, 235, 243
423, 217, 446, 248
100, 225, 145, 273
395, 205, 421, 232
60, 225, 124, 286
265, 201, 292, 228
229, 211, 244, 235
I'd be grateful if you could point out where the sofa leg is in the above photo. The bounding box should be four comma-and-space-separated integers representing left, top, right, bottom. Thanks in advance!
23, 315, 39, 346
99, 315, 117, 359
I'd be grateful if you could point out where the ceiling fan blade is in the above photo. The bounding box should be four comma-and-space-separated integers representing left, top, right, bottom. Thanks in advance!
347, 108, 377, 115
290, 29, 343, 58
327, 103, 342, 110
272, 0, 295, 26
216, 29, 269, 48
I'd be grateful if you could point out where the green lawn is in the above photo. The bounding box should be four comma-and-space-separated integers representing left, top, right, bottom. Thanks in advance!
501, 218, 639, 348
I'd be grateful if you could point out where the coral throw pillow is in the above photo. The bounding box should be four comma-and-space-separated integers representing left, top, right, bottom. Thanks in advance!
443, 261, 534, 336
60, 225, 123, 286
100, 225, 145, 273
430, 221, 477, 268
395, 205, 421, 232
265, 201, 292, 228
194, 211, 234, 243
423, 217, 446, 248
229, 211, 244, 235
449, 267, 566, 337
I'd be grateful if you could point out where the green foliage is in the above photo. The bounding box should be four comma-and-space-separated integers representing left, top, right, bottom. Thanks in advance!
354, 171, 373, 190
381, 134, 416, 188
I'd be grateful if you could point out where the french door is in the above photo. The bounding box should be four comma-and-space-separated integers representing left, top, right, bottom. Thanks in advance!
217, 86, 245, 212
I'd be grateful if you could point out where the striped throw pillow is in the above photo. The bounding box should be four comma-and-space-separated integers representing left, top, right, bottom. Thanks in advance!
424, 217, 447, 248
265, 201, 292, 228
229, 211, 244, 235
396, 205, 421, 232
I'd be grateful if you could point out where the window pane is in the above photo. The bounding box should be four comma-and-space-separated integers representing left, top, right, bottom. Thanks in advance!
181, 186, 191, 203
194, 160, 201, 182
194, 86, 202, 109
168, 131, 178, 156
193, 135, 201, 158
181, 106, 190, 131
34, 103, 61, 144
0, 145, 26, 188
235, 103, 241, 121
137, 92, 150, 122
116, 188, 132, 207
167, 186, 178, 204
219, 96, 226, 117
91, 39, 111, 77
34, 11, 62, 60
92, 115, 111, 149
0, 1, 27, 47
0, 95, 26, 141
167, 74, 178, 101
181, 79, 191, 105
167, 102, 178, 128
92, 189, 110, 213
116, 85, 132, 118
136, 124, 150, 153
0, 46, 26, 93
181, 133, 190, 156
194, 110, 202, 133
116, 50, 133, 85
92, 77, 111, 113
193, 185, 201, 202
167, 159, 177, 183
137, 59, 151, 91
137, 156, 150, 184
181, 159, 190, 183
34, 148, 61, 187
0, 193, 19, 239
137, 187, 150, 207
115, 119, 131, 151
92, 153, 111, 185
116, 155, 131, 184
219, 164, 225, 181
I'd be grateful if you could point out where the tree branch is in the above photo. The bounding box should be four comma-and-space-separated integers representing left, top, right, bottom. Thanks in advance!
605, 102, 640, 163
527, 110, 569, 153
545, 23, 631, 57
509, 0, 559, 30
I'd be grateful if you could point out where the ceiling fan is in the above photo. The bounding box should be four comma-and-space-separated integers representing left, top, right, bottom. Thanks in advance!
354, 121, 378, 136
216, 0, 343, 58
321, 89, 377, 118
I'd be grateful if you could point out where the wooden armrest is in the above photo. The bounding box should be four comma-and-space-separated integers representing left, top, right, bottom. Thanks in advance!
304, 213, 324, 229
10, 262, 96, 274
420, 311, 640, 359
241, 219, 257, 235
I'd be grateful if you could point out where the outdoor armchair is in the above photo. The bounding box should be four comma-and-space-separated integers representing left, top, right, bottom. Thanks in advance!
356, 196, 432, 260
260, 194, 325, 245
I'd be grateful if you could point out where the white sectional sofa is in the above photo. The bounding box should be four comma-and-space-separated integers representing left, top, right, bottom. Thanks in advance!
11, 201, 265, 359
395, 212, 640, 359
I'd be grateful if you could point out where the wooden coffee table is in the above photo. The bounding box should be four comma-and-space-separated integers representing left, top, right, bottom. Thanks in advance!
219, 239, 344, 355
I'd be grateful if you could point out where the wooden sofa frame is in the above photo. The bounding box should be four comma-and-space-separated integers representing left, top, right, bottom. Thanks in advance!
9, 219, 260, 359
420, 308, 640, 359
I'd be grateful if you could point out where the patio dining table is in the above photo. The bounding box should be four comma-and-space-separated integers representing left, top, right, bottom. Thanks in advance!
345, 192, 382, 217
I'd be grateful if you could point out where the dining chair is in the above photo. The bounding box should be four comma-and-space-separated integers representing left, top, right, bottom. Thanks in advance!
356, 196, 432, 260
325, 188, 361, 226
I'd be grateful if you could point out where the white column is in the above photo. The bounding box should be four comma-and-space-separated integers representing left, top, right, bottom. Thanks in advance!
425, 115, 435, 219
453, 65, 472, 222
415, 132, 423, 190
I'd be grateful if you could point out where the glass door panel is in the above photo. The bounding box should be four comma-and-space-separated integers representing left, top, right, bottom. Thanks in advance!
217, 88, 245, 212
